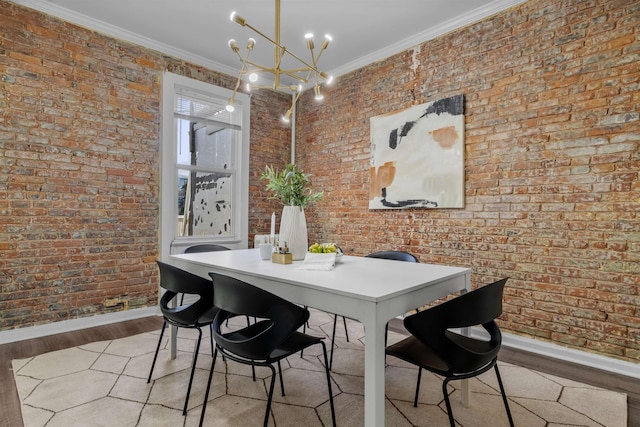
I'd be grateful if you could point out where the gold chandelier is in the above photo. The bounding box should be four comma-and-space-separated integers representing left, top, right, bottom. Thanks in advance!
225, 0, 334, 123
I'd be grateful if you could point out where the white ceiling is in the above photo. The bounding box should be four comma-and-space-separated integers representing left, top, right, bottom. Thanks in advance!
14, 0, 526, 83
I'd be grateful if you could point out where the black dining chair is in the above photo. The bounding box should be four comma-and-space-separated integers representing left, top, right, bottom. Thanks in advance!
385, 277, 514, 427
147, 261, 218, 416
326, 250, 419, 369
179, 244, 230, 305
366, 250, 419, 263
199, 273, 337, 427
184, 244, 230, 253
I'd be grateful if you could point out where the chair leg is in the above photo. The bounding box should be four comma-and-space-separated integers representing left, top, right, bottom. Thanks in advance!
413, 367, 422, 407
319, 340, 337, 427
183, 327, 203, 415
263, 364, 277, 427
342, 316, 349, 342
442, 377, 455, 427
277, 360, 285, 396
328, 314, 349, 370
147, 321, 167, 383
494, 364, 515, 427
329, 315, 338, 370
199, 348, 218, 427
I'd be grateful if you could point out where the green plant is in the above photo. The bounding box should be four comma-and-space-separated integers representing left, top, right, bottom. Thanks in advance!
261, 163, 324, 207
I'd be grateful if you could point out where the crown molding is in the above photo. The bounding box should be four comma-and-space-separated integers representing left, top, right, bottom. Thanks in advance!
328, 0, 528, 79
10, 0, 239, 77
13, 0, 527, 83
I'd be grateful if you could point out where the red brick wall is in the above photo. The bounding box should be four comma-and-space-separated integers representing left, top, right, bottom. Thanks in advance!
296, 0, 639, 362
1, 0, 638, 364
0, 1, 289, 329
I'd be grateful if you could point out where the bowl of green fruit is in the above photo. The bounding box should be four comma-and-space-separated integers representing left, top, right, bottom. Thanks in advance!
308, 243, 343, 262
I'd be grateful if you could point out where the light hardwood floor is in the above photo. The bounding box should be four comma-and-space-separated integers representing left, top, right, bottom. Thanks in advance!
1, 317, 637, 427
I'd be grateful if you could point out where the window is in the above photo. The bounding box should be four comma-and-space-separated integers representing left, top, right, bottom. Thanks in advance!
161, 72, 250, 258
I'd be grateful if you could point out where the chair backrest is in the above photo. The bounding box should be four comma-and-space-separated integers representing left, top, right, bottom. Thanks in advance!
184, 244, 230, 253
156, 261, 213, 321
404, 278, 508, 373
209, 272, 309, 361
366, 250, 419, 263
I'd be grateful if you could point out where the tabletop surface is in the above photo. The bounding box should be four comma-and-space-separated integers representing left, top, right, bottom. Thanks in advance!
171, 248, 471, 303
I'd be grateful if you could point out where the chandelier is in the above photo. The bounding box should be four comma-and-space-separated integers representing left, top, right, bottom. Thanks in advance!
225, 0, 334, 123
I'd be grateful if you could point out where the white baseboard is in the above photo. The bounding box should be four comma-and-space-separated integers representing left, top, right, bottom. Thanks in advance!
0, 307, 160, 345
470, 328, 640, 380
2, 309, 637, 380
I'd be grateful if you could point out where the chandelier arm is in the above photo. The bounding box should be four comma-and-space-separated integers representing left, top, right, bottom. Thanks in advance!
238, 22, 323, 77
229, 0, 332, 121
241, 61, 277, 73
313, 47, 327, 68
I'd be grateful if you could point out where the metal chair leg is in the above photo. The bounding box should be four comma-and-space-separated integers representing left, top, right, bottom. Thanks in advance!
277, 360, 285, 396
442, 377, 455, 427
263, 364, 277, 427
319, 340, 337, 427
147, 321, 167, 383
199, 348, 219, 427
413, 367, 422, 407
183, 327, 203, 415
342, 315, 349, 342
494, 364, 515, 427
329, 315, 338, 370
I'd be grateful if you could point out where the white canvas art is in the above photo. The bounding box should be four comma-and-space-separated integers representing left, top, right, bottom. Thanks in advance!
369, 95, 465, 209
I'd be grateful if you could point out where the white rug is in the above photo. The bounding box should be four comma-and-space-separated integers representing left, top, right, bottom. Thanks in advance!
12, 310, 627, 427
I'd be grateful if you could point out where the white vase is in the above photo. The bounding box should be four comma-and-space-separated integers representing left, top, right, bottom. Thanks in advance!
279, 206, 308, 261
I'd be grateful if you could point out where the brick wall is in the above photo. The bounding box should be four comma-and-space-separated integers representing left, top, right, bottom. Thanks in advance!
296, 0, 639, 362
0, 1, 288, 329
1, 0, 638, 364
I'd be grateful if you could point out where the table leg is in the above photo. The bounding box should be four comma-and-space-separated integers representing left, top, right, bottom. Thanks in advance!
363, 316, 387, 427
460, 325, 470, 406
170, 325, 177, 359
460, 276, 472, 406
169, 296, 177, 360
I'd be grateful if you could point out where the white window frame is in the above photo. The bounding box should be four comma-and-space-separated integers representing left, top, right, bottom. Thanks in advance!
160, 71, 250, 261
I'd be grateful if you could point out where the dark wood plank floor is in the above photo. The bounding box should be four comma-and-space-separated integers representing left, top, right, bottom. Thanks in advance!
1, 317, 637, 427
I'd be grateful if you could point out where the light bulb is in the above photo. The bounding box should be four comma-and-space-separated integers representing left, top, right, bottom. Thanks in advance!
226, 103, 235, 112
230, 11, 246, 26
249, 73, 258, 83
320, 71, 333, 85
321, 34, 332, 50
305, 33, 314, 50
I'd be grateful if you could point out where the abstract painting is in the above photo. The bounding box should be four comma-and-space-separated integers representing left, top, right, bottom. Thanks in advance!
369, 94, 465, 209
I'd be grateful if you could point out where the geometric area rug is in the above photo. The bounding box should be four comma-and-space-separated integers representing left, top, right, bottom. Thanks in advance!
12, 309, 627, 427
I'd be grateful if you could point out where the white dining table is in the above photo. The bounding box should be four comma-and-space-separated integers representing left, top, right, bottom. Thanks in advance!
170, 248, 471, 427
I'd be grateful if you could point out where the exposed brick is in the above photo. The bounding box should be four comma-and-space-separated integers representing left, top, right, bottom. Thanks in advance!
1, 0, 638, 365
296, 0, 639, 364
0, 0, 287, 332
